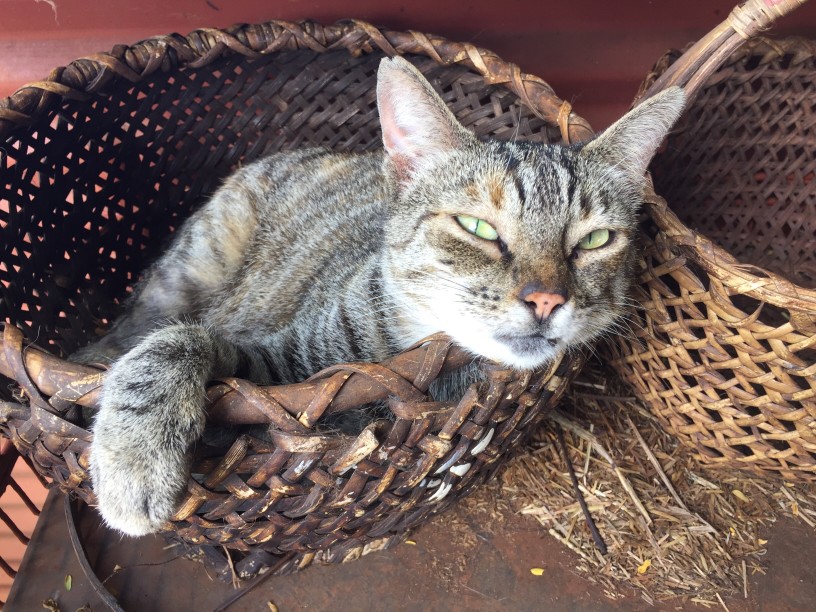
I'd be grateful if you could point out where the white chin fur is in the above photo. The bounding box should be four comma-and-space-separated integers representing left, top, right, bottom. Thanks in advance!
391, 280, 578, 371
401, 303, 566, 371
453, 332, 560, 370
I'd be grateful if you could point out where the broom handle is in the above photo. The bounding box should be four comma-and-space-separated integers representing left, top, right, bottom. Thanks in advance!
637, 0, 809, 103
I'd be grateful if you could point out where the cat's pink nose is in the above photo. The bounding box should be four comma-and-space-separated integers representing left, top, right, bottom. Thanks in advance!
521, 291, 566, 321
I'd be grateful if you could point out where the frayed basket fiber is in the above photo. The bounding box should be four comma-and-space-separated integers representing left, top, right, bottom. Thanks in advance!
0, 20, 588, 579
612, 1, 816, 481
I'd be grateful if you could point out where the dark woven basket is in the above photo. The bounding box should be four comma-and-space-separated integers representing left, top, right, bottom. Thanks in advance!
612, 1, 816, 481
0, 20, 589, 579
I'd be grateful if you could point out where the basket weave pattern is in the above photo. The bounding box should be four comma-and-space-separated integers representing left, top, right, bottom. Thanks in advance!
0, 21, 587, 576
613, 38, 816, 481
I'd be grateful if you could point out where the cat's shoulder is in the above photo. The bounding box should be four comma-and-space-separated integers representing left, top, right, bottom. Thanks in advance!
241, 147, 380, 179
214, 147, 382, 205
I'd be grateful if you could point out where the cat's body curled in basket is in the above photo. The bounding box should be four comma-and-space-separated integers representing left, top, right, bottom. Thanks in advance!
77, 57, 684, 536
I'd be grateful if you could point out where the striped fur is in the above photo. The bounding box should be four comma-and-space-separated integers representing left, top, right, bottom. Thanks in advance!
81, 57, 684, 535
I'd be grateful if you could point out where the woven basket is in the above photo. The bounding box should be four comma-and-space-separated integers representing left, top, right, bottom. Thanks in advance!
0, 20, 589, 579
612, 1, 816, 481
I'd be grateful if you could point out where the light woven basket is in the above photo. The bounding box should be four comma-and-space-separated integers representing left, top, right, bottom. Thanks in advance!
0, 20, 588, 580
612, 0, 816, 481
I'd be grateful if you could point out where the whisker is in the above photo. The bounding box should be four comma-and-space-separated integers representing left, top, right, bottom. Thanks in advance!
403, 269, 478, 297
423, 271, 477, 295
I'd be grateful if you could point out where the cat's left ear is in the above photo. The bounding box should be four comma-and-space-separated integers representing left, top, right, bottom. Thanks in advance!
581, 86, 685, 180
377, 57, 477, 186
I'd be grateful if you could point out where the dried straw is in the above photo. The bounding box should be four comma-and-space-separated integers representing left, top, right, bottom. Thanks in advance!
501, 361, 816, 604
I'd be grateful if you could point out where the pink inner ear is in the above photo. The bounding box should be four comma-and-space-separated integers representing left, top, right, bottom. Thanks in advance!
380, 106, 408, 158
379, 99, 416, 184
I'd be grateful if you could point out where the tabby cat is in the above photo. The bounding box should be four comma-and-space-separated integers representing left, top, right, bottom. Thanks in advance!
80, 56, 684, 536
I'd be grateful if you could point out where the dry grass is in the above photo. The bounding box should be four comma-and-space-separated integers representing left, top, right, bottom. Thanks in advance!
500, 363, 816, 605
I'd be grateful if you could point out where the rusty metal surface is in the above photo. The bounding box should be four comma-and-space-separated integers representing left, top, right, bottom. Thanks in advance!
7, 488, 816, 611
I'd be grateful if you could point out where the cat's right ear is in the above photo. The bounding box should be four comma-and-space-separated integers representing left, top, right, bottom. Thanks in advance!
377, 57, 476, 187
581, 86, 685, 182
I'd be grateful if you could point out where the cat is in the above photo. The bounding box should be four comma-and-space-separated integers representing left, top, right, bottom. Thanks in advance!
79, 56, 684, 536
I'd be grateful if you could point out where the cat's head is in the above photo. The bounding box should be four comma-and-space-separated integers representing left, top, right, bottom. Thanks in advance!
377, 56, 684, 370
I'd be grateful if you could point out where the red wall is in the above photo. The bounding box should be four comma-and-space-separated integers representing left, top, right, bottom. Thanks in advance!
2, 0, 816, 128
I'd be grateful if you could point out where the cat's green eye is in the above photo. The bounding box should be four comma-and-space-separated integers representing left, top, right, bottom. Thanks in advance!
456, 215, 499, 241
577, 229, 611, 250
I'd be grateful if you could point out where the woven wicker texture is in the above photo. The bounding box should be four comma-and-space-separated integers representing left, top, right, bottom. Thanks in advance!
613, 37, 816, 481
652, 39, 816, 288
0, 20, 587, 578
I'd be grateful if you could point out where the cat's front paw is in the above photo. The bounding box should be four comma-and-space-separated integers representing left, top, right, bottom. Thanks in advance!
89, 327, 211, 535
91, 416, 190, 535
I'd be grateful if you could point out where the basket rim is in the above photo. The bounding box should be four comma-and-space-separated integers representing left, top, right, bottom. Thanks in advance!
642, 36, 816, 314
0, 18, 594, 144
